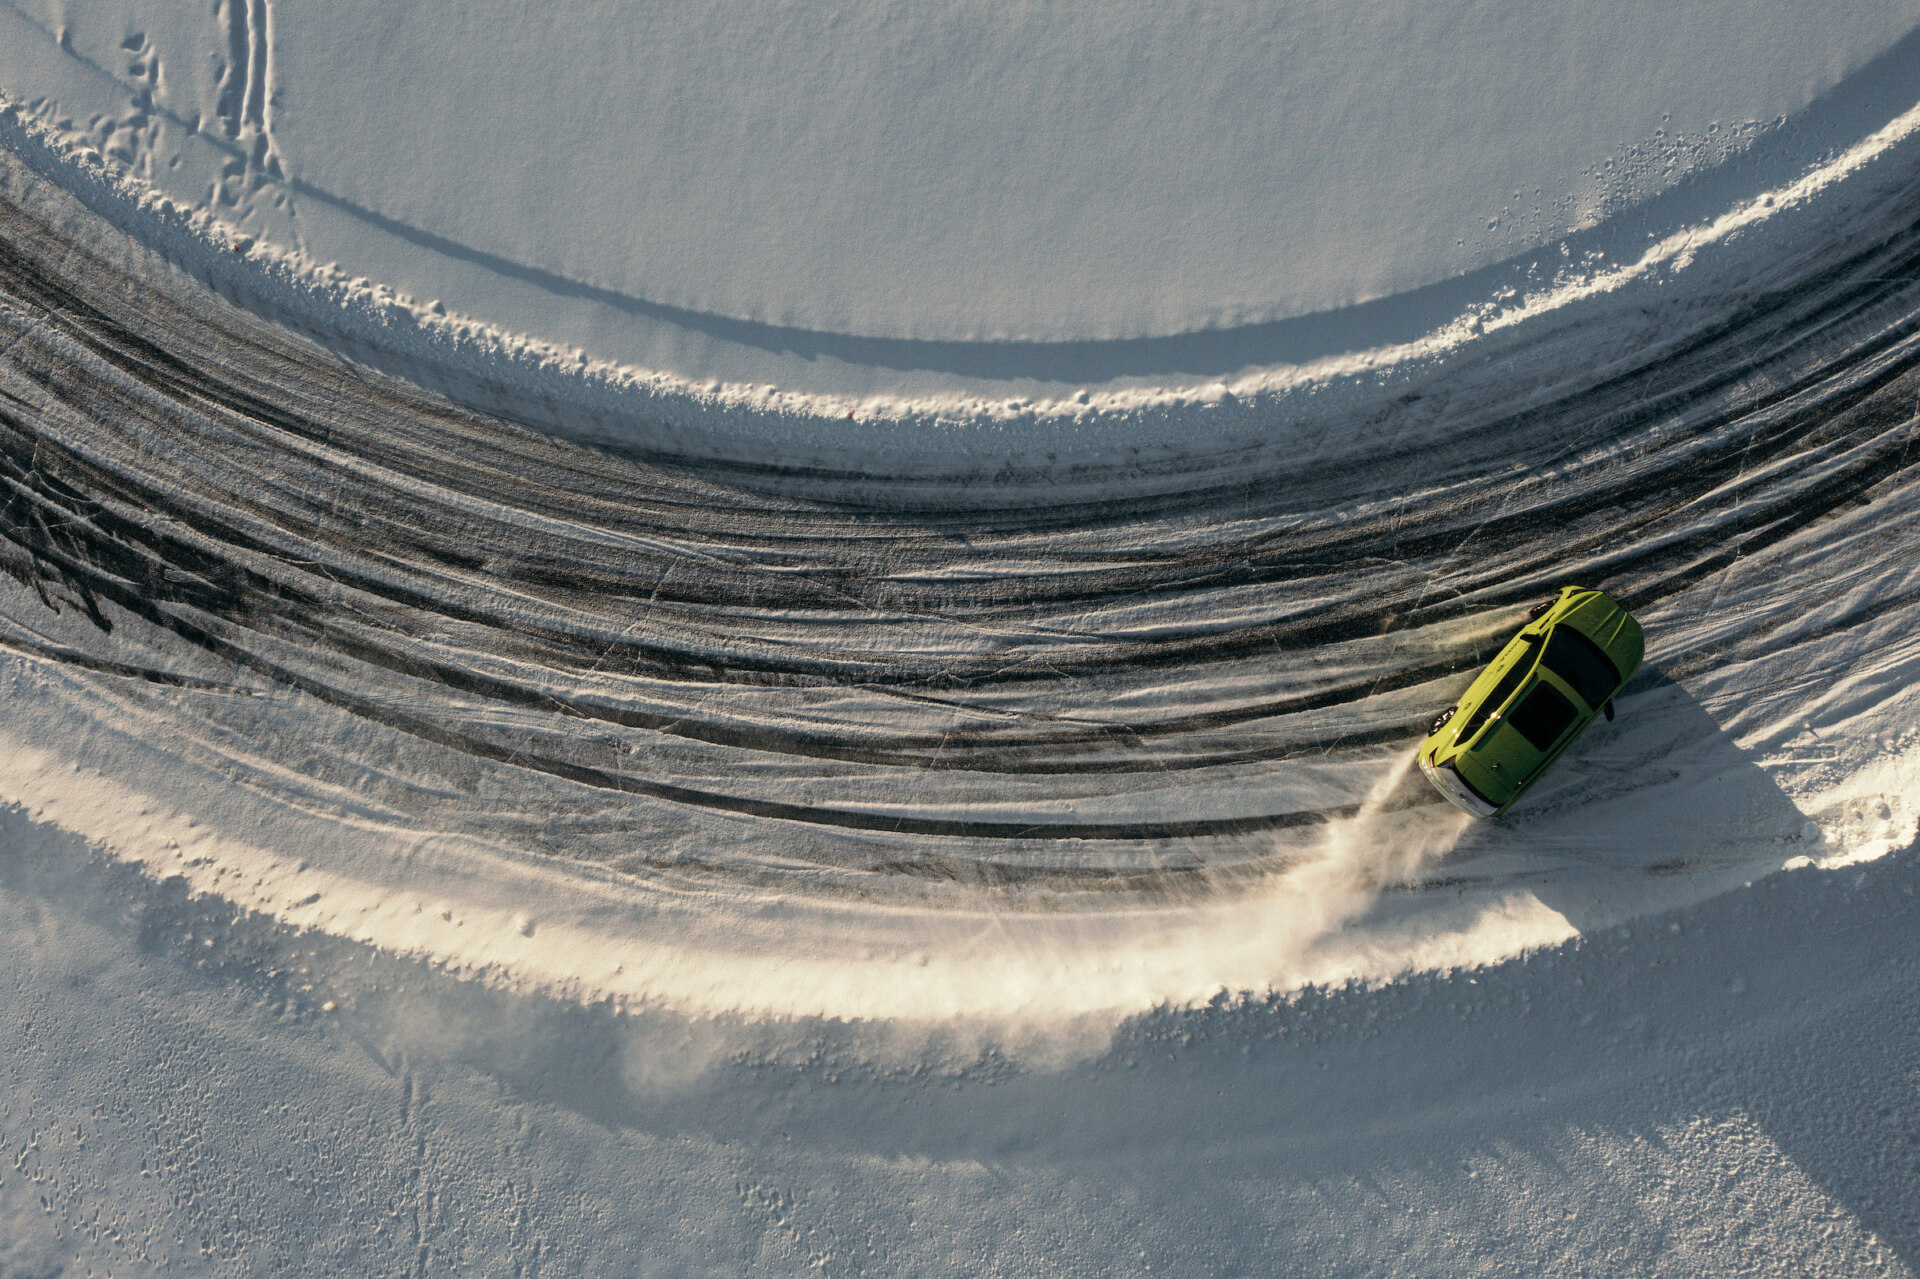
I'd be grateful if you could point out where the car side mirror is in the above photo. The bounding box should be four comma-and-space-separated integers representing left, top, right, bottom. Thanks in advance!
1603, 700, 1614, 722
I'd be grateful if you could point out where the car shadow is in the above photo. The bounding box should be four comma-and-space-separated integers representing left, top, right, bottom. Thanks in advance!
1418, 663, 1817, 930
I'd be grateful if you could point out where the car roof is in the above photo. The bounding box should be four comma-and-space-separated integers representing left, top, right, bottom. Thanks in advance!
1426, 587, 1644, 812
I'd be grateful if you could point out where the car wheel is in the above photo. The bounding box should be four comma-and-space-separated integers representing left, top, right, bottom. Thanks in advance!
1526, 597, 1558, 620
1428, 705, 1456, 735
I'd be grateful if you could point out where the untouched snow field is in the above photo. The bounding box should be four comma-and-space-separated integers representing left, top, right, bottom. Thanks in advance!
0, 1, 1918, 1274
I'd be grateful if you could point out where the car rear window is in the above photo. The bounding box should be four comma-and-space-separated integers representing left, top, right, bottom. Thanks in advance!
1456, 635, 1539, 743
1507, 682, 1577, 750
1542, 626, 1620, 708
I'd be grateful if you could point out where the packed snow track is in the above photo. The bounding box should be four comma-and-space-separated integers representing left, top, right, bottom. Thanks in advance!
0, 135, 1916, 1011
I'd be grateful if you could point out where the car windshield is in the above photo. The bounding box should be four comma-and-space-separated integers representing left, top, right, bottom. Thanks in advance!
1507, 682, 1577, 750
1456, 634, 1539, 743
1541, 625, 1620, 708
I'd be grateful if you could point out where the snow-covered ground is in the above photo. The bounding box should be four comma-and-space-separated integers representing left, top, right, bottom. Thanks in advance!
6, 0, 1920, 442
1, 2, 1919, 1273
9, 0, 1915, 344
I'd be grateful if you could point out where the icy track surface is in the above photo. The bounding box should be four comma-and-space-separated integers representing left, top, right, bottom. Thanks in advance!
0, 8, 1919, 1275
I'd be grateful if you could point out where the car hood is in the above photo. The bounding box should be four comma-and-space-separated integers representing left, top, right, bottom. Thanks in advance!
1560, 592, 1645, 681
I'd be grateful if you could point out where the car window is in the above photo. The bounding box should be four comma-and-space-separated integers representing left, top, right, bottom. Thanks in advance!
1507, 682, 1577, 750
1456, 635, 1539, 743
1541, 626, 1620, 708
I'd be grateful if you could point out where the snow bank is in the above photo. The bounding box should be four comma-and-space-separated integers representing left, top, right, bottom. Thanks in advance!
1, 0, 1919, 455
5, 0, 1916, 343
3, 792, 1917, 1275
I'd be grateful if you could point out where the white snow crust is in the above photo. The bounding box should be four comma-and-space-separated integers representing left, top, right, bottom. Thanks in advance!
1, 0, 1919, 435
2, 0, 1912, 344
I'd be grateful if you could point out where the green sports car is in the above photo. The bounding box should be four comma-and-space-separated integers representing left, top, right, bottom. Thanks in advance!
1418, 586, 1644, 818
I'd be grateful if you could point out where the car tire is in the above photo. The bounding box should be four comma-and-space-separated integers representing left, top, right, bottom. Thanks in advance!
1428, 705, 1456, 735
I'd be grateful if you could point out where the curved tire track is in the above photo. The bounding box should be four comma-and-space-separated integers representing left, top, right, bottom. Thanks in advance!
1, 149, 1918, 894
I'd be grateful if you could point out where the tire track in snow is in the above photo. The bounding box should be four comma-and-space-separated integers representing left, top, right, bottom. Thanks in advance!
0, 151, 1918, 898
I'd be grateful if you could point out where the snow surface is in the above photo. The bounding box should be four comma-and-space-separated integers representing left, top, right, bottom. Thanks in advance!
5, 797, 1920, 1275
0, 2, 1919, 1273
4, 0, 1920, 429
3, 0, 1914, 344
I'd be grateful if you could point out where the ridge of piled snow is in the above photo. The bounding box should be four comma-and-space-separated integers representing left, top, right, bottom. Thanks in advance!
6, 77, 1920, 471
3, 790, 1917, 1275
1, 1, 1919, 461
7, 0, 1917, 343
